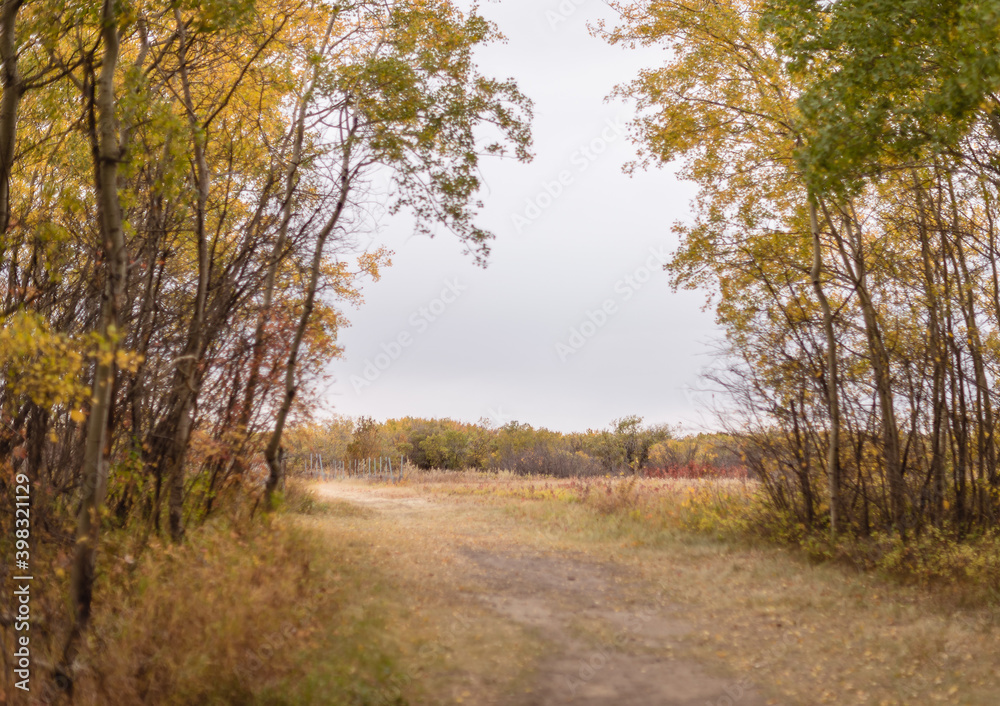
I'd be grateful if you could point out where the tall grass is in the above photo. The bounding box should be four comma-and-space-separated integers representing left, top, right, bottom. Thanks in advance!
415, 472, 1000, 605
0, 483, 411, 705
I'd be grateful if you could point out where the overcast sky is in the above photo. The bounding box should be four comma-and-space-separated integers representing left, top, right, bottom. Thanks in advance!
321, 0, 723, 434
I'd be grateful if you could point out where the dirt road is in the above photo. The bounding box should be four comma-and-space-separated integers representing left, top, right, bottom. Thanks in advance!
313, 483, 764, 706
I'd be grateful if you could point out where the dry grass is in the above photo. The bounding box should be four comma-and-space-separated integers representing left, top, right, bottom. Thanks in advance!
66, 494, 409, 705
414, 473, 759, 544
399, 467, 524, 484
406, 474, 1000, 705
10, 475, 999, 705
300, 484, 547, 705
1, 482, 538, 705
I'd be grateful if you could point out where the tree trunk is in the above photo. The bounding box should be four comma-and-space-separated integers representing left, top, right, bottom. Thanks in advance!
61, 0, 126, 685
913, 175, 946, 526
833, 210, 906, 533
809, 192, 841, 536
160, 7, 212, 542
0, 0, 22, 238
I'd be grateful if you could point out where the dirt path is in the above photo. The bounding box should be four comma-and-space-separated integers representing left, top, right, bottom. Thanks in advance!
313, 483, 764, 706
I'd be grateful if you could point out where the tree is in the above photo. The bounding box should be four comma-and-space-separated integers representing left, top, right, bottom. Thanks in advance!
0, 0, 533, 686
260, 0, 532, 504
598, 0, 845, 526
346, 416, 381, 461
765, 0, 1000, 531
764, 0, 1000, 193
609, 415, 670, 473
62, 0, 127, 684
601, 0, 1000, 536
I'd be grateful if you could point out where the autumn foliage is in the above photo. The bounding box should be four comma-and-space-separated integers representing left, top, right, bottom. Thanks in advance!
602, 0, 1000, 539
0, 0, 530, 697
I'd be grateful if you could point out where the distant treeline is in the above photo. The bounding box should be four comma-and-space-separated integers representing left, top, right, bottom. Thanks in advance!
284, 416, 747, 478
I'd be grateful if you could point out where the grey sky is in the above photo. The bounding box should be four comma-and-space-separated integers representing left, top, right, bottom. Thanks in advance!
322, 0, 722, 433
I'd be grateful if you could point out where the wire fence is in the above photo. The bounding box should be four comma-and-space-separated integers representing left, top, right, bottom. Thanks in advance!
241, 453, 409, 486
296, 454, 407, 484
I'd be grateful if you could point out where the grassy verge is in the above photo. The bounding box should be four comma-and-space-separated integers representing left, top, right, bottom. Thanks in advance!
2, 482, 538, 705
62, 487, 406, 705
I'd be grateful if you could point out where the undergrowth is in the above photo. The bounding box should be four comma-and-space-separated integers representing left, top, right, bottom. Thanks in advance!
1, 482, 411, 705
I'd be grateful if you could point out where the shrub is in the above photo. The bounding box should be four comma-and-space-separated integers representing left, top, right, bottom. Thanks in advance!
503, 447, 604, 477
645, 462, 750, 480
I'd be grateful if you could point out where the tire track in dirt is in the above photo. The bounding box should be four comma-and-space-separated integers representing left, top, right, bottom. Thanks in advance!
314, 483, 764, 706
